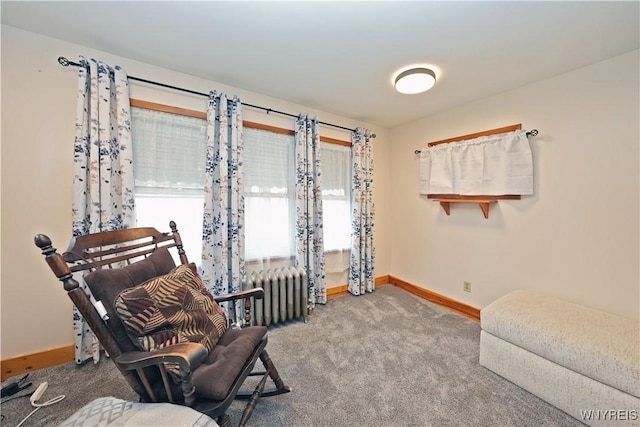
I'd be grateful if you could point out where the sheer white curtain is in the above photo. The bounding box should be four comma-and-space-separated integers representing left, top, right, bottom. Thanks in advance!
131, 107, 206, 263
243, 128, 351, 280
71, 57, 135, 363
321, 144, 352, 279
243, 127, 296, 273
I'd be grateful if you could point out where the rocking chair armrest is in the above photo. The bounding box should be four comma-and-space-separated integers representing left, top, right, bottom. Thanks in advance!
115, 343, 207, 371
214, 287, 264, 303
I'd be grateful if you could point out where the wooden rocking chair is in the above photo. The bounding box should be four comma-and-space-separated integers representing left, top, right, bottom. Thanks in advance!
34, 221, 291, 427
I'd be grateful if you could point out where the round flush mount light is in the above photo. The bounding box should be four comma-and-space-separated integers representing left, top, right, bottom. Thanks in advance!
394, 67, 436, 94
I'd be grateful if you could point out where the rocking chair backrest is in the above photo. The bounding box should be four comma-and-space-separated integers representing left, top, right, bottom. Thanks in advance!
63, 223, 189, 273
34, 221, 189, 400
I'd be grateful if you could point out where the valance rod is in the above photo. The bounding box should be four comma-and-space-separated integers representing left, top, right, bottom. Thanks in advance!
414, 129, 538, 155
58, 56, 375, 137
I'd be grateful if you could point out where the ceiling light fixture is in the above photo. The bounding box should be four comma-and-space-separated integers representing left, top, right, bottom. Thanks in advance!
394, 67, 436, 94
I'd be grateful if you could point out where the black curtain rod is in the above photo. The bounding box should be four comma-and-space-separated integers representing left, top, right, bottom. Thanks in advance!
413, 129, 539, 155
58, 56, 375, 137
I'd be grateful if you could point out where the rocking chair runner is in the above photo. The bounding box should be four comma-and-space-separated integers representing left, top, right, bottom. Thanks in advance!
34, 221, 291, 427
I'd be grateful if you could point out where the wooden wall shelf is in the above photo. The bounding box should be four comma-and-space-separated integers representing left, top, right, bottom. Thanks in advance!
421, 124, 529, 219
428, 195, 520, 219
433, 199, 496, 219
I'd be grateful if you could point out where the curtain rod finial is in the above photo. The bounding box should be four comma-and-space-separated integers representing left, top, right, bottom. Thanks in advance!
58, 56, 70, 66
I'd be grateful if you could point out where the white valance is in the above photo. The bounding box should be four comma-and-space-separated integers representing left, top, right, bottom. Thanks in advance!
419, 129, 533, 195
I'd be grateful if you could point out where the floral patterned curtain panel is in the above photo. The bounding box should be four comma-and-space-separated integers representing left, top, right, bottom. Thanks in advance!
349, 128, 375, 296
294, 115, 327, 307
201, 92, 245, 320
72, 57, 135, 363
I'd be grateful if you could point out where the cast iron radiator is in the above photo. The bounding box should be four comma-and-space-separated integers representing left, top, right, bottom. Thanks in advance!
245, 267, 308, 326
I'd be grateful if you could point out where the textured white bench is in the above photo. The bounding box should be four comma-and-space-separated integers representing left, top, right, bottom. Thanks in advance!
480, 290, 640, 426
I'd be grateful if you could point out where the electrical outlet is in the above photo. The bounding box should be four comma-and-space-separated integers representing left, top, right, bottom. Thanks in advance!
463, 281, 472, 292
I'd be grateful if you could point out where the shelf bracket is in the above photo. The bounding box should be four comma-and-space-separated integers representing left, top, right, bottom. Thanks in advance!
479, 202, 491, 219
439, 201, 451, 216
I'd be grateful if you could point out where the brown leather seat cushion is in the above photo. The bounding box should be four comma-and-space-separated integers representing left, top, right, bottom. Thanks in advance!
192, 326, 267, 400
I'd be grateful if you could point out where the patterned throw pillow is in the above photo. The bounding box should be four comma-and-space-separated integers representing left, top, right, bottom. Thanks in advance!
115, 264, 228, 353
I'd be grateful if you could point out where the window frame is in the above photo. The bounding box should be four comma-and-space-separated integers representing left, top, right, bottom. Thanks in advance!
129, 99, 352, 146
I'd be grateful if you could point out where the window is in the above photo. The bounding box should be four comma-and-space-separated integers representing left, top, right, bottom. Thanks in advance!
131, 107, 206, 263
320, 144, 351, 251
131, 103, 352, 267
243, 127, 295, 260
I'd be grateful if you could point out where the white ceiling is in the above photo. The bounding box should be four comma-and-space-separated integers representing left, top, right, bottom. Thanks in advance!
2, 1, 638, 128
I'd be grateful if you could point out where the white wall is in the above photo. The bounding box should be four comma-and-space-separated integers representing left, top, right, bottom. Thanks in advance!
389, 50, 639, 320
0, 26, 391, 359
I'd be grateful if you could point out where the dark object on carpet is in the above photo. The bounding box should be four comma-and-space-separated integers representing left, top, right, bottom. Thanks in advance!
1, 374, 32, 398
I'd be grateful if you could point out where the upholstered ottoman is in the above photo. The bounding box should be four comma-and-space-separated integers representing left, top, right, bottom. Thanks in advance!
59, 396, 219, 426
479, 290, 640, 426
